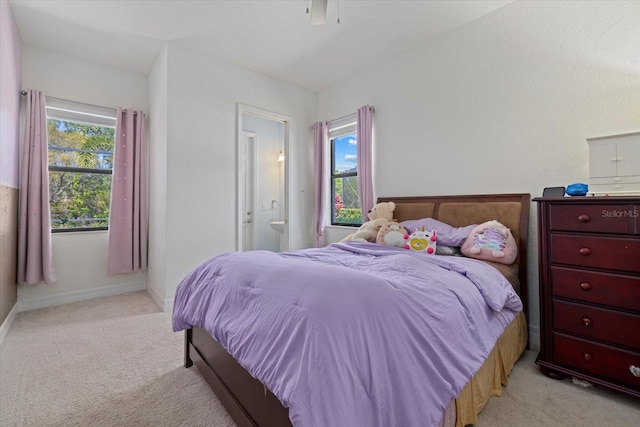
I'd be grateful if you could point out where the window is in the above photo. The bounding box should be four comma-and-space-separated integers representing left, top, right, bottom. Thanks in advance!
46, 98, 117, 231
330, 115, 361, 226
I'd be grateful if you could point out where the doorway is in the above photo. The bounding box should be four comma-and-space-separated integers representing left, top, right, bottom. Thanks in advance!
236, 104, 289, 252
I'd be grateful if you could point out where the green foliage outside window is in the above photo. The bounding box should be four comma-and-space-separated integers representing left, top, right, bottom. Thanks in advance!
331, 131, 361, 226
336, 207, 362, 223
334, 175, 362, 224
48, 119, 115, 230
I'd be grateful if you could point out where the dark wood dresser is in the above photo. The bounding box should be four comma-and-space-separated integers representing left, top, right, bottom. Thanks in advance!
534, 196, 640, 399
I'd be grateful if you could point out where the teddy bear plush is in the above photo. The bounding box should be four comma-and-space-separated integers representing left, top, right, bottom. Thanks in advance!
341, 201, 396, 243
376, 220, 408, 247
460, 220, 517, 265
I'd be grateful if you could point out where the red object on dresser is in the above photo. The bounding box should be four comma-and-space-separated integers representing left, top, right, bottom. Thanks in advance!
534, 197, 640, 399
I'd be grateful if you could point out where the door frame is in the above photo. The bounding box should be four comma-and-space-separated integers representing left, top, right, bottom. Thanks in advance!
236, 103, 290, 252
241, 131, 257, 251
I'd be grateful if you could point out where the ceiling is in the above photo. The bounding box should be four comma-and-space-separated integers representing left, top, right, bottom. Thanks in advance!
9, 0, 512, 92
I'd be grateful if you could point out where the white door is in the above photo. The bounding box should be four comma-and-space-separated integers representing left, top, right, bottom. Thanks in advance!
241, 132, 257, 251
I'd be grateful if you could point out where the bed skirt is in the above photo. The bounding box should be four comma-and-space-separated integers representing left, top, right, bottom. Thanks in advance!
446, 310, 528, 427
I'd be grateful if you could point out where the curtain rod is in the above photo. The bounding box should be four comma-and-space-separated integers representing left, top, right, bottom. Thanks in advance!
20, 90, 140, 116
21, 90, 110, 109
312, 105, 375, 129
330, 106, 375, 123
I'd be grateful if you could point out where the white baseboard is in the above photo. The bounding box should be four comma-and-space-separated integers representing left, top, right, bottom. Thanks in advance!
17, 282, 146, 313
146, 285, 174, 312
0, 302, 19, 346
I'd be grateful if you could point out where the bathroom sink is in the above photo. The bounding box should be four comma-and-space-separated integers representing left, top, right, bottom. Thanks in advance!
269, 220, 285, 233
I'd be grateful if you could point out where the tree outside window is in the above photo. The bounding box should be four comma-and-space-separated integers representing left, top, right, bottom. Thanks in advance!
331, 132, 361, 225
47, 119, 115, 231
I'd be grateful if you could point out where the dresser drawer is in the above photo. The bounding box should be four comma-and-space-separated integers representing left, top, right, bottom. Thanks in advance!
590, 177, 640, 185
553, 333, 640, 390
553, 300, 640, 348
549, 204, 636, 234
551, 266, 640, 311
550, 234, 640, 272
589, 183, 640, 195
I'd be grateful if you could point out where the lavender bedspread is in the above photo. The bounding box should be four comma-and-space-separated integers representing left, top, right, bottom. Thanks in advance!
172, 242, 522, 427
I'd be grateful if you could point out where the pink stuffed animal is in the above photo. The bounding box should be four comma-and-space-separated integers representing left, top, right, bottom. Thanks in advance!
460, 220, 517, 264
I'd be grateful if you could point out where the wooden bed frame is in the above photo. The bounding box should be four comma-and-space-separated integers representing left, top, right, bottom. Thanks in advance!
184, 193, 531, 427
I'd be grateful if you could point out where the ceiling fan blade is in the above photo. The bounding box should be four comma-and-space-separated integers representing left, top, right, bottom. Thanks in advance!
310, 0, 327, 26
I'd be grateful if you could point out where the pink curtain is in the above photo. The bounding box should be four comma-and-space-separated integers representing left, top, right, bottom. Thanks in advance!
313, 121, 328, 247
17, 90, 56, 284
107, 108, 147, 274
357, 105, 374, 220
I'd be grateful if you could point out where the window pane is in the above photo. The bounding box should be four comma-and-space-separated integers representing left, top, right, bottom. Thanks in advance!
49, 171, 112, 229
333, 176, 362, 225
331, 131, 361, 226
332, 133, 358, 174
47, 119, 114, 170
47, 114, 115, 231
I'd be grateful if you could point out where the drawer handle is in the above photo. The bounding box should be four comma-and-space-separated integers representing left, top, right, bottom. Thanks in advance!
582, 317, 592, 327
577, 214, 590, 222
584, 353, 592, 362
630, 365, 640, 377
579, 282, 592, 291
579, 247, 591, 256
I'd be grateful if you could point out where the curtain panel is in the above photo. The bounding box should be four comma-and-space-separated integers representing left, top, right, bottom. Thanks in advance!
313, 121, 328, 247
356, 105, 374, 220
107, 108, 148, 274
17, 89, 56, 285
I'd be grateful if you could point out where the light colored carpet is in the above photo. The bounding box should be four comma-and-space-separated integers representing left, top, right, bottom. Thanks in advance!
478, 347, 639, 426
0, 291, 234, 427
1, 291, 638, 426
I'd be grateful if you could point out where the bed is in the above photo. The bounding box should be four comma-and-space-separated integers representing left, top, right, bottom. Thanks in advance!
172, 193, 530, 427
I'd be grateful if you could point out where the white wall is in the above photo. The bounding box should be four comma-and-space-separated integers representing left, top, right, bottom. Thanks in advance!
147, 45, 169, 309
317, 1, 640, 345
18, 46, 149, 311
149, 43, 316, 310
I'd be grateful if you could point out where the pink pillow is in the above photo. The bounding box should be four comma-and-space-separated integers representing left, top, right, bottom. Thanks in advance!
460, 220, 517, 265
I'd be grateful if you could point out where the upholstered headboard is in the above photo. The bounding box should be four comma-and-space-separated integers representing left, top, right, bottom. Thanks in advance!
377, 193, 530, 318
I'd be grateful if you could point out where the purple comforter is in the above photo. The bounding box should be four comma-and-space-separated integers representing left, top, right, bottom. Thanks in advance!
172, 242, 522, 427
